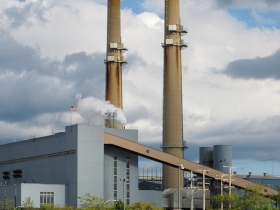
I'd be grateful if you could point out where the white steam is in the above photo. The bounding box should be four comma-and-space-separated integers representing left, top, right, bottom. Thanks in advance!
76, 96, 127, 126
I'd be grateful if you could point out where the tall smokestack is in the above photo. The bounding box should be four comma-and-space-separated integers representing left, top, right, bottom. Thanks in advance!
105, 0, 127, 128
162, 0, 187, 189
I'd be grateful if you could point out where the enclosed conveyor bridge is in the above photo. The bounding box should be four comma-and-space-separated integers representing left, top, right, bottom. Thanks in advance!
104, 132, 278, 196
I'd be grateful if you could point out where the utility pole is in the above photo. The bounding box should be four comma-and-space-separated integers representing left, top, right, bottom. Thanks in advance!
178, 164, 184, 210
189, 171, 198, 210
120, 178, 127, 210
14, 184, 17, 208
4, 181, 6, 209
216, 174, 228, 210
223, 165, 235, 209
223, 165, 235, 195
197, 168, 210, 210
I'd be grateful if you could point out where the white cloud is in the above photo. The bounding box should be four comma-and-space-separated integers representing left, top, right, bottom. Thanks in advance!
0, 0, 280, 175
3, 0, 107, 60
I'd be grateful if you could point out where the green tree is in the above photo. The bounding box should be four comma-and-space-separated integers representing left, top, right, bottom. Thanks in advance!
77, 193, 113, 210
129, 201, 164, 210
0, 197, 15, 210
270, 185, 280, 208
212, 184, 277, 210
21, 197, 35, 210
111, 200, 126, 210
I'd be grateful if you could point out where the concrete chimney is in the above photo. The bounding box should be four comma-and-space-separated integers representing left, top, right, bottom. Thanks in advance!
105, 0, 127, 128
162, 0, 187, 190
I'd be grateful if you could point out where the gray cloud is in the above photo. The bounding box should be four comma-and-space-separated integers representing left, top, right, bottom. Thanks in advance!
186, 116, 280, 160
222, 49, 280, 80
0, 32, 105, 123
215, 0, 280, 9
0, 31, 42, 73
125, 104, 149, 123
4, 1, 48, 28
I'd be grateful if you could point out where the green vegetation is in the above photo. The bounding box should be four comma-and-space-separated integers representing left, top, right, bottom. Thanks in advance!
21, 197, 35, 210
211, 184, 279, 210
77, 193, 163, 210
2, 187, 279, 210
0, 197, 15, 210
129, 201, 164, 210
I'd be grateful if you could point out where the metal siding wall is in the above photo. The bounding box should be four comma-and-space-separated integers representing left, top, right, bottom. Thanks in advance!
0, 125, 79, 207
21, 183, 65, 208
76, 125, 104, 206
137, 191, 162, 206
0, 184, 65, 208
104, 146, 115, 200
103, 129, 139, 205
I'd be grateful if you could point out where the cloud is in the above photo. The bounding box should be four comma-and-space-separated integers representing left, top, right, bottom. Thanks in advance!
222, 50, 280, 80
0, 30, 41, 73
0, 31, 105, 123
4, 0, 48, 28
185, 116, 280, 160
215, 0, 280, 9
2, 0, 107, 60
1, 0, 280, 176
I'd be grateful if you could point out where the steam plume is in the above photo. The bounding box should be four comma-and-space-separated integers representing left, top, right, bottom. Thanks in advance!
77, 96, 127, 126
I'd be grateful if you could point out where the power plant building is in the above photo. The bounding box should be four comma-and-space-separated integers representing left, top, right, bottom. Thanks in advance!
1, 0, 279, 208
0, 125, 162, 208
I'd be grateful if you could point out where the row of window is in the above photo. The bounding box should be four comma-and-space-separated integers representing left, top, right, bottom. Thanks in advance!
114, 157, 117, 200
113, 157, 130, 204
126, 157, 130, 204
40, 192, 54, 207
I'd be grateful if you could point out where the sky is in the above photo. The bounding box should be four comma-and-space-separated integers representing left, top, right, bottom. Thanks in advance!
1, 0, 280, 177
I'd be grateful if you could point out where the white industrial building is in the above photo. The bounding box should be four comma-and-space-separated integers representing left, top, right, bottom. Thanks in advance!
0, 124, 162, 208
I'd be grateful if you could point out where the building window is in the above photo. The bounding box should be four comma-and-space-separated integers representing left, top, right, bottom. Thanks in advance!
126, 157, 130, 205
114, 157, 117, 201
40, 192, 54, 207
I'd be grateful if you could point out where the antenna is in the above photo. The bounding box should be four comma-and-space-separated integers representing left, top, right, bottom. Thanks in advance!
105, 110, 118, 128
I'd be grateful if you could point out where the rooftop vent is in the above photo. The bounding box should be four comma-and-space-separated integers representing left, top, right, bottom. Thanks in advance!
13, 169, 22, 178
2, 171, 10, 179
